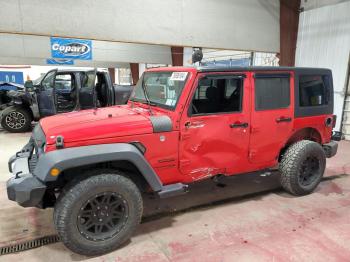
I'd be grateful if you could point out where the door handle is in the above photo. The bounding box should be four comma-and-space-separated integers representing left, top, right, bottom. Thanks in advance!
276, 117, 292, 123
230, 122, 248, 128
185, 121, 204, 128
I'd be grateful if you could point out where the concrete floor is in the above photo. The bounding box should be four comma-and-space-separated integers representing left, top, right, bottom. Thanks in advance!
0, 127, 350, 261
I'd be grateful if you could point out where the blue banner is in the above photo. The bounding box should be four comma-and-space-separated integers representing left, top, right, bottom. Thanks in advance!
50, 37, 92, 60
0, 71, 24, 84
46, 58, 74, 65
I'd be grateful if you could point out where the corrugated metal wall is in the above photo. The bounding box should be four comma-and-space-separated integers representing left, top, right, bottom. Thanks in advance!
295, 1, 350, 131
342, 73, 350, 140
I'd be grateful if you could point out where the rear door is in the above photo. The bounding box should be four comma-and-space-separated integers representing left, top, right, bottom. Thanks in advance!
249, 72, 294, 165
79, 70, 96, 109
103, 72, 115, 106
38, 69, 57, 117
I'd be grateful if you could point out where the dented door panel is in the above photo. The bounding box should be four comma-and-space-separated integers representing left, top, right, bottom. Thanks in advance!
179, 72, 252, 181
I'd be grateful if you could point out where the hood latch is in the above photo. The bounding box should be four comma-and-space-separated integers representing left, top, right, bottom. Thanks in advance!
56, 136, 64, 149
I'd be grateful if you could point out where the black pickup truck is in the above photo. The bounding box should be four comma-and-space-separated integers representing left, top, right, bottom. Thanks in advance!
0, 69, 132, 132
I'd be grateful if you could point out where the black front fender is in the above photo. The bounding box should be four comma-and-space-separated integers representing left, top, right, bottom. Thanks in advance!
34, 143, 163, 192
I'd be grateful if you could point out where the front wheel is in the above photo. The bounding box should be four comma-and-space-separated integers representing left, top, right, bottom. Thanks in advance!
54, 172, 143, 256
279, 140, 326, 196
1, 106, 32, 132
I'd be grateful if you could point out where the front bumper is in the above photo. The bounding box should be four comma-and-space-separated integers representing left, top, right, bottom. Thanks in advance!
323, 141, 338, 158
7, 151, 46, 208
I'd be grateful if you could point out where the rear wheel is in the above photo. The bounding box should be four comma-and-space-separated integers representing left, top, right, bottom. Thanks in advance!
1, 106, 32, 132
54, 171, 143, 256
279, 140, 326, 196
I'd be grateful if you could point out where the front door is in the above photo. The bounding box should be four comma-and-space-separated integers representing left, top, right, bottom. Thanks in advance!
179, 73, 251, 180
249, 72, 294, 165
38, 69, 57, 117
55, 73, 76, 113
79, 70, 97, 109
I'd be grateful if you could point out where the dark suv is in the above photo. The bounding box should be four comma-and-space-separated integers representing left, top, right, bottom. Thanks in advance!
0, 68, 132, 132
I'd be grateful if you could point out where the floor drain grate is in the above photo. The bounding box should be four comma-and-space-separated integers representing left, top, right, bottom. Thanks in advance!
0, 235, 60, 255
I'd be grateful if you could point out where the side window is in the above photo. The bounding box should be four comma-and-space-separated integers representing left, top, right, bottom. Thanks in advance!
192, 78, 210, 100
299, 75, 330, 107
81, 71, 96, 88
190, 76, 243, 115
41, 71, 56, 90
55, 74, 73, 92
255, 76, 290, 110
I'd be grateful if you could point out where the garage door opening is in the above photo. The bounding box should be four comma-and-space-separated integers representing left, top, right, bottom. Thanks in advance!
341, 65, 350, 140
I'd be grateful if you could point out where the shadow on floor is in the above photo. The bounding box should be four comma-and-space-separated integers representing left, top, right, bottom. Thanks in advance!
1, 169, 348, 259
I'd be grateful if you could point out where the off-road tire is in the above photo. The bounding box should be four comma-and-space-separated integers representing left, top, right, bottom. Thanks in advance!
0, 106, 32, 133
54, 171, 143, 256
279, 140, 326, 196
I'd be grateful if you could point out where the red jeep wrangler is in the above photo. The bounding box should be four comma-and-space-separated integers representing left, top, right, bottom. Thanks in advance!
7, 66, 339, 255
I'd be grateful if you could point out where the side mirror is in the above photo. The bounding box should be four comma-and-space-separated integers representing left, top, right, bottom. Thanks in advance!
24, 80, 34, 90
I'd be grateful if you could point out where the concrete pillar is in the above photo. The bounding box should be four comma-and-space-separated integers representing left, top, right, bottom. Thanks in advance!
171, 46, 184, 66
130, 63, 139, 85
279, 0, 300, 66
108, 68, 115, 83
183, 47, 193, 66
138, 64, 146, 78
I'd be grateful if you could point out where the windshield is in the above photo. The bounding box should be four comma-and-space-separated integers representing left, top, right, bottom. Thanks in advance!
130, 71, 188, 110
32, 74, 45, 86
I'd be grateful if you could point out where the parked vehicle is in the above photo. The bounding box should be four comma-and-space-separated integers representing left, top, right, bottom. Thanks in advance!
0, 69, 132, 132
0, 82, 24, 110
7, 66, 340, 255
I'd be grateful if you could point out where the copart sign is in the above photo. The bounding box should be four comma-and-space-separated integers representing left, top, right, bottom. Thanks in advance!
50, 37, 92, 60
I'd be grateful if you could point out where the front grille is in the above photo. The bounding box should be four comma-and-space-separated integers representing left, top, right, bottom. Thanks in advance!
28, 154, 38, 173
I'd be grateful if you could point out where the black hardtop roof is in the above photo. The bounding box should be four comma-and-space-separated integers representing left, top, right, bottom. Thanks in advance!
197, 66, 331, 74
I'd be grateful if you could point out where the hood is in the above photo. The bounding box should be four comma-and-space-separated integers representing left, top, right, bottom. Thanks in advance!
0, 82, 24, 91
40, 105, 161, 145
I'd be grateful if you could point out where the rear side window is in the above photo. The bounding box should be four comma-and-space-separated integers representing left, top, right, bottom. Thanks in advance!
254, 75, 290, 110
299, 75, 330, 107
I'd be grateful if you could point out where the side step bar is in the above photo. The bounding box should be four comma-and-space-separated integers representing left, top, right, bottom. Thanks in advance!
158, 183, 189, 198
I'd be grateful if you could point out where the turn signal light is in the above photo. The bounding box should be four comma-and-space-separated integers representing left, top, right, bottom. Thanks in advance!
50, 168, 60, 177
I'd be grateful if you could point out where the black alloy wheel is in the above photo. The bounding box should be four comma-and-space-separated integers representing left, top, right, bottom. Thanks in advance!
1, 106, 32, 132
5, 111, 26, 130
77, 192, 129, 241
298, 156, 320, 187
279, 140, 326, 196
54, 171, 143, 256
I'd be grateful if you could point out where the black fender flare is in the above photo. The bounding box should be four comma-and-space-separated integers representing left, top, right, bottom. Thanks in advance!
0, 105, 33, 122
33, 143, 163, 192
